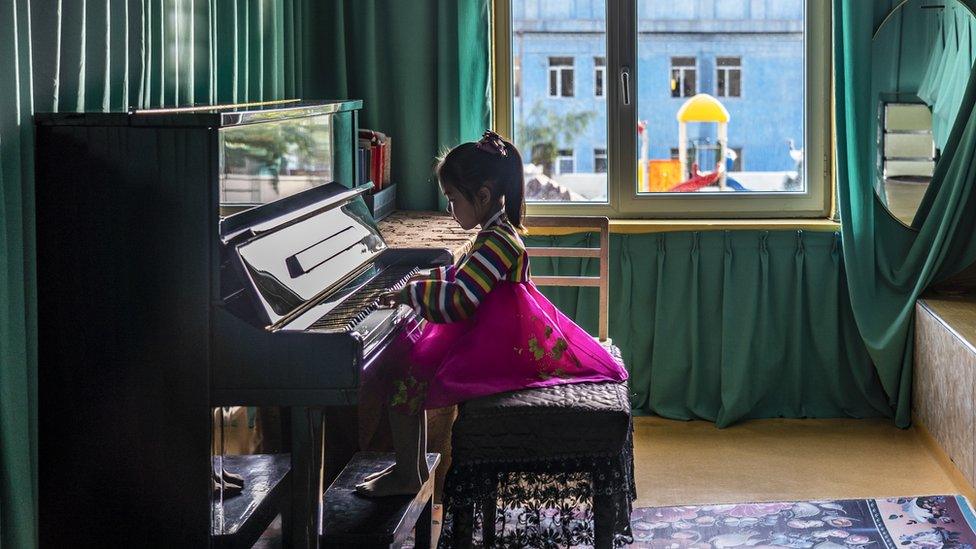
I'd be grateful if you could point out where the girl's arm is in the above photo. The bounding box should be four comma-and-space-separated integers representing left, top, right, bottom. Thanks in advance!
397, 227, 522, 322
431, 265, 456, 281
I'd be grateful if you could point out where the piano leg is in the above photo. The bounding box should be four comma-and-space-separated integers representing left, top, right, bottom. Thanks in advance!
322, 405, 360, 485
287, 406, 361, 548
287, 408, 322, 549
280, 408, 295, 548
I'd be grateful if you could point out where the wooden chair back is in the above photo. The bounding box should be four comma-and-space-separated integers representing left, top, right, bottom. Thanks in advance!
523, 216, 610, 342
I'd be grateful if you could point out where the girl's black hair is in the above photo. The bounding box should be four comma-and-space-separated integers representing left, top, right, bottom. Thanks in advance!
436, 137, 525, 231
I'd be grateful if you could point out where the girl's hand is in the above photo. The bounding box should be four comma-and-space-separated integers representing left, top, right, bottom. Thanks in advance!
376, 290, 402, 309
408, 268, 434, 283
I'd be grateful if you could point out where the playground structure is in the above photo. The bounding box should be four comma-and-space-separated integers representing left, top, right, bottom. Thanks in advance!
639, 93, 749, 193
678, 93, 729, 191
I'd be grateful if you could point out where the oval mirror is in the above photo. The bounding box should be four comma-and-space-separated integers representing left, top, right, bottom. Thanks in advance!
871, 0, 976, 227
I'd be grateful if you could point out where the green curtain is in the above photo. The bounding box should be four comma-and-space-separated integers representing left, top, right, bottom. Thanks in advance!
1, 2, 37, 548
918, 1, 976, 148
868, 0, 943, 201
302, 0, 491, 211
528, 230, 892, 428
1, 2, 298, 546
835, 0, 976, 428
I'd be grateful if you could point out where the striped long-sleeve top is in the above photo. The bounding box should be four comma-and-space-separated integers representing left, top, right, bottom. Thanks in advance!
398, 210, 529, 323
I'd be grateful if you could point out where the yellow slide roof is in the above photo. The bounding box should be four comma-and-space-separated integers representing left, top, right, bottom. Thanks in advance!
676, 93, 730, 123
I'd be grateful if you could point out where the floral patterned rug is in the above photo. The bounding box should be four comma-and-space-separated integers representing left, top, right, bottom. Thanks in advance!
404, 495, 976, 548
630, 495, 976, 549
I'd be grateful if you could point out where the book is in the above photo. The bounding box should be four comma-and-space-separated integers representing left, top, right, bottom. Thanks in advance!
359, 129, 390, 191
382, 138, 391, 187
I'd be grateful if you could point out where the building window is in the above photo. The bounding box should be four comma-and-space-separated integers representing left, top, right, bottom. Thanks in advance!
556, 149, 575, 174
671, 146, 743, 171
594, 57, 606, 98
729, 147, 744, 171
548, 57, 575, 97
594, 148, 608, 173
670, 57, 697, 98
514, 55, 521, 98
716, 56, 742, 98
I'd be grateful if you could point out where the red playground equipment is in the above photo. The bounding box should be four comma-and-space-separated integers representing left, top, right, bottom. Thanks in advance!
669, 162, 722, 192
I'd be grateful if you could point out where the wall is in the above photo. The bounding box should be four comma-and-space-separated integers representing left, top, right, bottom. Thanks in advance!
914, 298, 976, 490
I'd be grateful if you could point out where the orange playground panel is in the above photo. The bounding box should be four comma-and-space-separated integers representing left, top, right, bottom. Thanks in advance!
645, 159, 683, 192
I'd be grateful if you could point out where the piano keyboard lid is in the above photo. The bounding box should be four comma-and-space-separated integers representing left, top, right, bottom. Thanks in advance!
224, 182, 388, 328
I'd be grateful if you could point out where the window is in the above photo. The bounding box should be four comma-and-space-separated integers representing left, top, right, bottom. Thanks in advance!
729, 147, 744, 172
594, 57, 606, 98
670, 57, 697, 98
496, 1, 830, 217
548, 57, 575, 98
716, 56, 742, 98
594, 148, 608, 173
556, 149, 575, 174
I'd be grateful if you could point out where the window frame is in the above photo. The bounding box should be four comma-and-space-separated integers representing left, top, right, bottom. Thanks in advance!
594, 56, 607, 98
729, 146, 744, 171
594, 147, 608, 173
715, 56, 743, 98
491, 0, 832, 219
670, 56, 699, 98
547, 56, 576, 98
556, 149, 576, 175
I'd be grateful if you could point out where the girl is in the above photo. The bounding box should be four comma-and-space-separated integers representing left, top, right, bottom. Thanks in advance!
355, 130, 628, 497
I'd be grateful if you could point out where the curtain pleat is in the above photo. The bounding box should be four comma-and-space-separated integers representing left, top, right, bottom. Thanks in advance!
527, 231, 892, 428
1, 2, 302, 545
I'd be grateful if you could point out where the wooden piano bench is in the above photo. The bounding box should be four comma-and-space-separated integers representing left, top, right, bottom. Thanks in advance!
320, 452, 441, 548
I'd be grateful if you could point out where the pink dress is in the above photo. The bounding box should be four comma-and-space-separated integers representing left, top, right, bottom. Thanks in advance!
381, 211, 628, 414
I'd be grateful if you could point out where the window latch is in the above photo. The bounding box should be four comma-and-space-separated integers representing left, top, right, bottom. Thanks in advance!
620, 67, 631, 106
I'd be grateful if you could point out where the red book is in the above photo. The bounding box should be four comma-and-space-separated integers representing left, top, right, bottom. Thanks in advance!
359, 129, 389, 191
382, 138, 391, 187
371, 144, 383, 190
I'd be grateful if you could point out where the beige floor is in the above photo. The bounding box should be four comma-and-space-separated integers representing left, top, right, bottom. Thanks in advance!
633, 416, 976, 508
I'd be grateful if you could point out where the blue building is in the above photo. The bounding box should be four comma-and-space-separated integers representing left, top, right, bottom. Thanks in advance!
513, 0, 804, 178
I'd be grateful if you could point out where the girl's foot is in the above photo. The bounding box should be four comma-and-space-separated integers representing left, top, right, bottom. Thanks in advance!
212, 476, 243, 496
354, 465, 421, 497
362, 464, 394, 482
361, 460, 430, 483
221, 468, 245, 487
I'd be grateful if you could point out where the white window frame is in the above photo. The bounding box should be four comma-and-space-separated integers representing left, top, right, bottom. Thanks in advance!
729, 146, 744, 171
594, 57, 606, 98
716, 56, 743, 98
670, 56, 698, 98
556, 149, 576, 174
492, 0, 832, 219
548, 56, 575, 98
594, 147, 608, 173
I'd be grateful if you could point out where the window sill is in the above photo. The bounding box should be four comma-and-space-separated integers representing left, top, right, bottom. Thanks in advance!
528, 218, 841, 236
379, 211, 841, 241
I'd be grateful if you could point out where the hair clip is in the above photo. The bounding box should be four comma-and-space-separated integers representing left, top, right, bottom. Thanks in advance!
475, 130, 508, 157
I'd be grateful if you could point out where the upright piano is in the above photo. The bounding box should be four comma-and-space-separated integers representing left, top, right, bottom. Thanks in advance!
35, 101, 450, 547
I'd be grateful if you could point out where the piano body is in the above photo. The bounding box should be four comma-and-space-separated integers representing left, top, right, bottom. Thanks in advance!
34, 101, 450, 546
